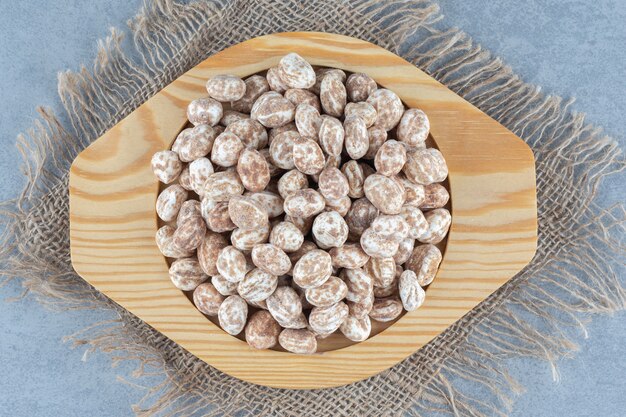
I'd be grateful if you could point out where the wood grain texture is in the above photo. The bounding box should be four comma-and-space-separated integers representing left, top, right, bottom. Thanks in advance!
69, 32, 537, 389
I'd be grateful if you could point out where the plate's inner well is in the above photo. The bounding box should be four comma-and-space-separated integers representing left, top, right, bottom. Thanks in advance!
158, 66, 451, 353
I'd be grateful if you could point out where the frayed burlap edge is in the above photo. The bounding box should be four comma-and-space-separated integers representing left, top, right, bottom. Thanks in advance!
1, 0, 625, 416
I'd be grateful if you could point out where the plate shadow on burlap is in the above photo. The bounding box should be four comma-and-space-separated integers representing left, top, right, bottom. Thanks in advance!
1, 1, 624, 416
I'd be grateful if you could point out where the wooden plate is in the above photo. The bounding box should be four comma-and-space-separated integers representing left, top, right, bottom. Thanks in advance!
69, 32, 537, 389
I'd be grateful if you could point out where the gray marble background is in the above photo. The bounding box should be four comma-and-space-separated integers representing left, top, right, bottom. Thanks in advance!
0, 1, 624, 416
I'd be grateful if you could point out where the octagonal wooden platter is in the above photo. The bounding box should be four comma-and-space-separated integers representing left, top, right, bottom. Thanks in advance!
69, 32, 537, 389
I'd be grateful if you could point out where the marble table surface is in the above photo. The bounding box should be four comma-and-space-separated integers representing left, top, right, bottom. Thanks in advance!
0, 1, 624, 416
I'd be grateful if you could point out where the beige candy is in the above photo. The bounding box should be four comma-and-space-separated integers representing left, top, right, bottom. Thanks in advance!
203, 170, 244, 202
341, 268, 374, 303
360, 227, 399, 258
269, 130, 299, 170
367, 88, 404, 131
420, 183, 450, 209
230, 218, 270, 244
197, 231, 228, 276
339, 315, 372, 342
284, 214, 313, 235
270, 221, 304, 253
220, 110, 249, 126
237, 268, 278, 303
371, 214, 410, 242
268, 122, 297, 143
292, 281, 313, 310
176, 200, 202, 221
293, 137, 326, 175
251, 91, 295, 128
360, 162, 376, 180
312, 211, 349, 249
344, 102, 377, 127
419, 208, 451, 244
175, 124, 215, 162
406, 244, 442, 286
324, 153, 342, 170
231, 75, 269, 113
364, 256, 396, 287
267, 286, 302, 325
175, 200, 200, 227
188, 157, 214, 195
345, 197, 379, 239
311, 68, 346, 95
283, 188, 325, 218
373, 266, 400, 298
249, 299, 269, 311
399, 270, 426, 311
246, 191, 284, 218
347, 294, 374, 319
329, 243, 370, 269
401, 178, 426, 207
346, 73, 377, 102
218, 295, 248, 335
211, 131, 244, 167
318, 167, 349, 200
341, 160, 365, 199
205, 201, 236, 233
228, 195, 269, 230
252, 244, 292, 276
305, 276, 348, 307
178, 165, 193, 191
278, 53, 316, 89
363, 173, 405, 215
226, 119, 268, 150
173, 208, 206, 251
171, 128, 190, 154
245, 310, 282, 349
283, 313, 309, 330
285, 88, 321, 112
323, 195, 351, 217
397, 108, 430, 148
236, 148, 270, 192
266, 67, 289, 93
344, 116, 369, 160
294, 103, 322, 139
193, 282, 225, 316
292, 249, 332, 289
375, 140, 407, 176
156, 184, 188, 222
320, 74, 347, 117
364, 126, 387, 159
277, 169, 308, 199
212, 274, 238, 296
187, 97, 223, 126
216, 246, 250, 283
151, 150, 182, 184
309, 301, 349, 334
318, 116, 344, 156
369, 297, 403, 322
169, 258, 207, 291
155, 225, 193, 258
279, 328, 317, 354
259, 148, 281, 177
400, 205, 429, 239
393, 237, 415, 265
212, 125, 225, 136
206, 74, 246, 102
403, 148, 448, 185
230, 222, 270, 251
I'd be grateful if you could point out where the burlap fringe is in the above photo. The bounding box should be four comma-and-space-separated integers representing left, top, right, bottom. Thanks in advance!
1, 0, 625, 416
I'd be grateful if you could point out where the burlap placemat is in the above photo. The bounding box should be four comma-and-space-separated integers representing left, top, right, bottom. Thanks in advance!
1, 0, 624, 415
